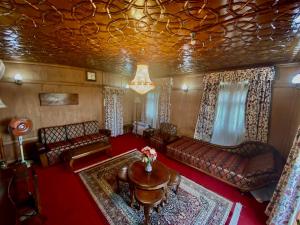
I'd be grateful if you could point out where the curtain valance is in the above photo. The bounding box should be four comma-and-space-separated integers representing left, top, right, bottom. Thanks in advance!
203, 67, 275, 84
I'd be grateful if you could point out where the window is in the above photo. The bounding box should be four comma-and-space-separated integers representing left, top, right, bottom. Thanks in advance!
211, 81, 249, 146
145, 91, 159, 128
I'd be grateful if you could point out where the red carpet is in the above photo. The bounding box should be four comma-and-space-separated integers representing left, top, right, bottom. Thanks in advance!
36, 134, 268, 225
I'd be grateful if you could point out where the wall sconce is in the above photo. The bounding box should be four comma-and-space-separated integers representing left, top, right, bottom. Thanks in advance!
292, 74, 300, 88
292, 74, 300, 83
182, 84, 189, 92
0, 98, 6, 108
14, 74, 23, 85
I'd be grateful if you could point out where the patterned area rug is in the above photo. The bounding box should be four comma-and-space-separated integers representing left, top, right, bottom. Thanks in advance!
79, 150, 233, 225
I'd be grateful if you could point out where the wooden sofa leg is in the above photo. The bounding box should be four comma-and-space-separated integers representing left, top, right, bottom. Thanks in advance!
239, 189, 247, 195
39, 153, 49, 167
69, 159, 74, 170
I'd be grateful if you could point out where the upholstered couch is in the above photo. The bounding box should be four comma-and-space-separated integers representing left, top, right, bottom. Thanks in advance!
166, 136, 284, 191
36, 121, 111, 167
149, 123, 179, 152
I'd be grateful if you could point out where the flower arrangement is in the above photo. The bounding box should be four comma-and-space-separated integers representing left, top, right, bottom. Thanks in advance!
141, 146, 157, 163
141, 146, 157, 172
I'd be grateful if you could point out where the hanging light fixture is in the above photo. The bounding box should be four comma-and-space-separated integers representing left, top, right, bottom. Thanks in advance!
129, 64, 155, 95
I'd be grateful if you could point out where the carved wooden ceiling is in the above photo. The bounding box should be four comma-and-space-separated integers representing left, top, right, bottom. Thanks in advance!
0, 0, 300, 76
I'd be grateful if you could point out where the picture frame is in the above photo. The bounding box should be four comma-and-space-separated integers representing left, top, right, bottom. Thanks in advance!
39, 93, 79, 106
86, 71, 96, 81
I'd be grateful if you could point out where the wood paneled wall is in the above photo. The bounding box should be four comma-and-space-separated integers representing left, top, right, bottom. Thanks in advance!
170, 65, 300, 158
0, 62, 134, 162
1, 61, 299, 161
269, 65, 300, 157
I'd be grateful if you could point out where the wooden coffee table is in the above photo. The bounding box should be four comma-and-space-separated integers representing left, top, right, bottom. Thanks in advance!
62, 142, 111, 170
128, 160, 170, 207
128, 161, 170, 190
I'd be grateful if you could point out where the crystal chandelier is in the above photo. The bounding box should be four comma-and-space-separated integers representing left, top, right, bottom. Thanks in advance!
129, 64, 155, 95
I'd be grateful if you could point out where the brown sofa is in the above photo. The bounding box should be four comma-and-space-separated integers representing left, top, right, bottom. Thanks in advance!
36, 121, 111, 167
166, 136, 284, 191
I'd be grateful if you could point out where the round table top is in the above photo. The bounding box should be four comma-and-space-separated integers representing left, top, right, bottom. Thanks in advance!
128, 160, 170, 190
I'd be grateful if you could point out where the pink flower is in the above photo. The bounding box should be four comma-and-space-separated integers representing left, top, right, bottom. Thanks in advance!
141, 146, 157, 162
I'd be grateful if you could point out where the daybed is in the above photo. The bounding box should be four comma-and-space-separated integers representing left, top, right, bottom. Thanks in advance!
166, 136, 284, 191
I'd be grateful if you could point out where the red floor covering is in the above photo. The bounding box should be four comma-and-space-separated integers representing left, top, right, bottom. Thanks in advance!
36, 134, 268, 225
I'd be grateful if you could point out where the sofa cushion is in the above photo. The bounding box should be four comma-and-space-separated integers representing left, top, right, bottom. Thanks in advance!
70, 136, 93, 148
160, 123, 177, 136
84, 121, 100, 135
87, 133, 108, 143
42, 126, 67, 144
47, 141, 72, 151
66, 123, 84, 139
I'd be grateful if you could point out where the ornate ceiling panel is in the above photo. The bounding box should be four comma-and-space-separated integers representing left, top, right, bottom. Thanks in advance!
0, 0, 300, 76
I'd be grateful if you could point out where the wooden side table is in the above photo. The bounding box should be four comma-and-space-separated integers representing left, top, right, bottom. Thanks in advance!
143, 128, 155, 139
123, 124, 134, 134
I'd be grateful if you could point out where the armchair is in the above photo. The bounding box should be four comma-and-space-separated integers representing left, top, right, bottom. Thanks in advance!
149, 123, 179, 152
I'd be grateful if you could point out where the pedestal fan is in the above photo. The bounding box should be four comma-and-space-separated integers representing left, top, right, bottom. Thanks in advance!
9, 118, 33, 167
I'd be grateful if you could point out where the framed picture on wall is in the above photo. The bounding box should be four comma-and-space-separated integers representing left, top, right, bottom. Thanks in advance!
86, 71, 96, 81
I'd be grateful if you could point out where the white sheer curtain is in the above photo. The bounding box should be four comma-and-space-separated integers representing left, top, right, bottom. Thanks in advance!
211, 81, 249, 146
145, 91, 159, 128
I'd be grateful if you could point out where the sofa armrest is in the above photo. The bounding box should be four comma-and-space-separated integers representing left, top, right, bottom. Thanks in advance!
166, 135, 179, 144
99, 129, 111, 137
35, 142, 49, 167
36, 142, 47, 154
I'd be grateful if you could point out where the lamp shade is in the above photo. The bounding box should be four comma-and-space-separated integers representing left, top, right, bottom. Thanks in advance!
129, 65, 155, 95
9, 118, 32, 137
0, 98, 6, 108
0, 60, 5, 80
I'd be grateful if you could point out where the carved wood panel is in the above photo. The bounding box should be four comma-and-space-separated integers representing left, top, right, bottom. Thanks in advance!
0, 0, 299, 76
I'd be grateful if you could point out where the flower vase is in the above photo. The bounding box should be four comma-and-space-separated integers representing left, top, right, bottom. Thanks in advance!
145, 161, 152, 173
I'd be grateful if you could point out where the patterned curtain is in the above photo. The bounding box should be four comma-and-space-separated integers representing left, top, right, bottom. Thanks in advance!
104, 87, 125, 137
158, 78, 173, 124
194, 67, 275, 143
265, 125, 300, 225
194, 81, 220, 141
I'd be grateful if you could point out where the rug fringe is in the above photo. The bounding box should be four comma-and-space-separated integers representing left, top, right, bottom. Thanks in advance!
229, 202, 242, 225
74, 148, 138, 173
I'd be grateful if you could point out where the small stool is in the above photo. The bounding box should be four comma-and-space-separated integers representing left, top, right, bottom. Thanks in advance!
168, 169, 181, 194
116, 166, 128, 192
135, 188, 164, 225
